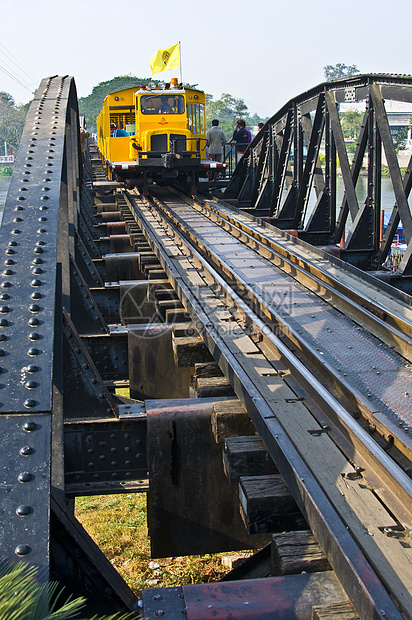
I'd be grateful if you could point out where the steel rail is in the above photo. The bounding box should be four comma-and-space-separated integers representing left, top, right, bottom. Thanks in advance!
148, 190, 412, 467
124, 188, 411, 618
132, 190, 412, 518
191, 192, 412, 356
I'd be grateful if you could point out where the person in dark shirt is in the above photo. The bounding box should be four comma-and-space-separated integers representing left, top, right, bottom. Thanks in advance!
158, 96, 173, 114
228, 119, 251, 162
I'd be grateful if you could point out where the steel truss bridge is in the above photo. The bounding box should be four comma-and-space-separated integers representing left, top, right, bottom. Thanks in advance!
226, 73, 412, 288
1, 74, 412, 619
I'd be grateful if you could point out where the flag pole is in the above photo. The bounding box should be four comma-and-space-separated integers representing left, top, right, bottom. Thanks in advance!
179, 41, 183, 84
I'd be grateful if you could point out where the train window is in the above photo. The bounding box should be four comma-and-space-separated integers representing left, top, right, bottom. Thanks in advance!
140, 95, 184, 115
110, 112, 135, 130
186, 103, 204, 135
187, 104, 194, 133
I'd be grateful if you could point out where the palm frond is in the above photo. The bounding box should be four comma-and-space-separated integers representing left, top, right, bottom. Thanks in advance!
0, 560, 138, 620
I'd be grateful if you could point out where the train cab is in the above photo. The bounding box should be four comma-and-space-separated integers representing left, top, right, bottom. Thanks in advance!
96, 78, 207, 187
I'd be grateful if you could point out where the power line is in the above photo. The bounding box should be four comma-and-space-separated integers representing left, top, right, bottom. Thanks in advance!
0, 62, 31, 90
0, 42, 38, 83
0, 43, 38, 95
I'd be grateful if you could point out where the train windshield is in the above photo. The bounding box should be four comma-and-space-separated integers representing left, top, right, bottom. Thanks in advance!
140, 95, 185, 115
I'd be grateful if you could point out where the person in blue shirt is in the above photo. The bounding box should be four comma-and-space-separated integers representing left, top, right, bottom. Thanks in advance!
229, 119, 251, 162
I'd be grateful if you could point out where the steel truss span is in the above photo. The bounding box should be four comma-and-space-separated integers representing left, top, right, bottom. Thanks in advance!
225, 74, 412, 284
1, 75, 412, 619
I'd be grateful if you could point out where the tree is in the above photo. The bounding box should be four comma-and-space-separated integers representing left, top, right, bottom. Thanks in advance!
393, 126, 408, 153
340, 110, 364, 140
323, 63, 360, 82
79, 75, 150, 132
0, 91, 30, 156
205, 93, 249, 138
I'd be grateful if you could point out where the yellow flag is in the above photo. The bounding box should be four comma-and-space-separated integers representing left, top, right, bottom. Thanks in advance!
149, 43, 180, 74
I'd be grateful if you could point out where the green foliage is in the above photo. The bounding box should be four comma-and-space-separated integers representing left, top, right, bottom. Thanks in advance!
0, 166, 13, 176
340, 110, 363, 140
0, 560, 136, 619
0, 91, 30, 156
205, 93, 267, 139
323, 63, 360, 81
393, 126, 408, 153
78, 75, 150, 132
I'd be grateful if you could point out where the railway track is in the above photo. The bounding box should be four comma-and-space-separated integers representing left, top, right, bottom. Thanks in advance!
111, 184, 412, 618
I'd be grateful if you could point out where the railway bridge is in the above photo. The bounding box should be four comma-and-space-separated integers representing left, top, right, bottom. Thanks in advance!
1, 74, 412, 619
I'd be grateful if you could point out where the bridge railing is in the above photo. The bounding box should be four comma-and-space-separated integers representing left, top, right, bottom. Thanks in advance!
224, 74, 412, 281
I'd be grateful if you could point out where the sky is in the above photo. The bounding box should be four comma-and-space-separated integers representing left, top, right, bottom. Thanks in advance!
2, 0, 412, 120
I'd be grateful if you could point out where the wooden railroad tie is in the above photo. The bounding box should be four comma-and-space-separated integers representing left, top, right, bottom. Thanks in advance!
239, 474, 308, 534
212, 399, 256, 443
172, 322, 214, 367
223, 435, 277, 482
311, 602, 359, 619
271, 530, 331, 575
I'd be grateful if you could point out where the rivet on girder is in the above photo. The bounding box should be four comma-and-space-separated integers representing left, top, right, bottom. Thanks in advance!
27, 365, 38, 373
24, 399, 36, 408
28, 332, 40, 341
19, 446, 33, 456
28, 347, 39, 356
31, 292, 41, 300
29, 304, 40, 313
18, 472, 32, 483
16, 505, 32, 516
23, 421, 36, 431
34, 247, 43, 254
25, 381, 37, 389
15, 545, 30, 556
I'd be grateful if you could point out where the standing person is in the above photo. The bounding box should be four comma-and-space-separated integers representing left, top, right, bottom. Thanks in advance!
206, 119, 226, 181
229, 119, 251, 162
206, 119, 226, 163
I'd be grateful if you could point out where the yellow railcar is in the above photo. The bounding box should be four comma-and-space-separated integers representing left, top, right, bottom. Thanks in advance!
96, 78, 206, 188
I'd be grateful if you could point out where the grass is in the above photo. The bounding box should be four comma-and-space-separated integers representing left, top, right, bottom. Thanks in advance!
75, 494, 227, 597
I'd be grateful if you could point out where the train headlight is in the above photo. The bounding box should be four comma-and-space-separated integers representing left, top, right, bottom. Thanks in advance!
158, 81, 166, 90
147, 81, 157, 91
